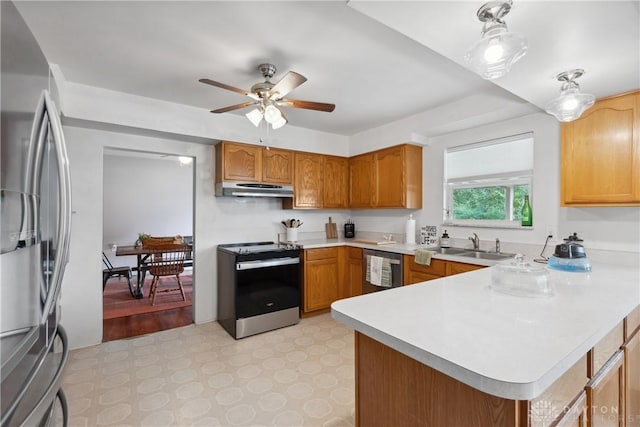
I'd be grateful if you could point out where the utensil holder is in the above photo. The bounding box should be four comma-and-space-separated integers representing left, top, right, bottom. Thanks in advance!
286, 228, 298, 242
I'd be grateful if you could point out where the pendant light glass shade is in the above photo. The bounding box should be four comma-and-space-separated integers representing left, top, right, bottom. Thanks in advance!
464, 1, 527, 80
263, 104, 282, 124
545, 69, 595, 122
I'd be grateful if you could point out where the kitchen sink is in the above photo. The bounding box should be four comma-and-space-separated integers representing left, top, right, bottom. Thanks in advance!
431, 247, 469, 255
458, 251, 515, 261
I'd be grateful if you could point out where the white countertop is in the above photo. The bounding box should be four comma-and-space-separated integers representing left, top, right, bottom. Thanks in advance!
331, 261, 640, 400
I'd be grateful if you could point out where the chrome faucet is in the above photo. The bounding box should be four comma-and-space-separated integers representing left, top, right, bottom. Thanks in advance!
469, 233, 480, 250
495, 238, 500, 254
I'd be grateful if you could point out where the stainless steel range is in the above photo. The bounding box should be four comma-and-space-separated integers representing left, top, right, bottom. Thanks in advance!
217, 241, 301, 339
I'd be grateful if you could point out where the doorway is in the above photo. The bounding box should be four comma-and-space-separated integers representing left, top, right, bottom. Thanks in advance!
101, 148, 195, 341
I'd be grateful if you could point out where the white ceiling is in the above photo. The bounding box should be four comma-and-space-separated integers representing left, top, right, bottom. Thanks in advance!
14, 1, 639, 137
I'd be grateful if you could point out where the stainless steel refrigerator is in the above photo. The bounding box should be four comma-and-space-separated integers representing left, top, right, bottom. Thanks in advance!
1, 2, 72, 425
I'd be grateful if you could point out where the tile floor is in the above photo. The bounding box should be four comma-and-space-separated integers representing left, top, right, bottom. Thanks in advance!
62, 314, 356, 426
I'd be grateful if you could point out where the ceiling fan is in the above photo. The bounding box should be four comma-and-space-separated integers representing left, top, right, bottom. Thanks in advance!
199, 63, 335, 129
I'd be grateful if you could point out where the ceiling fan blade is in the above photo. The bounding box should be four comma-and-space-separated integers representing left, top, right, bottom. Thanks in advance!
199, 78, 259, 100
279, 98, 336, 112
269, 71, 307, 99
211, 101, 257, 113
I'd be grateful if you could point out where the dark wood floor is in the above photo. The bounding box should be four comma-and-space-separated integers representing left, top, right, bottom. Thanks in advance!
103, 305, 193, 342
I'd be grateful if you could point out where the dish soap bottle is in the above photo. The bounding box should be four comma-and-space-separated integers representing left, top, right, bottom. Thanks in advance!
440, 230, 451, 248
521, 195, 532, 227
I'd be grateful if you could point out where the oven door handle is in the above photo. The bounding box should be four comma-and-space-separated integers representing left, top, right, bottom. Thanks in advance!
236, 257, 300, 270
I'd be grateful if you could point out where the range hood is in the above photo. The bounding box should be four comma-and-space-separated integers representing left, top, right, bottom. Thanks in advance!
215, 182, 294, 198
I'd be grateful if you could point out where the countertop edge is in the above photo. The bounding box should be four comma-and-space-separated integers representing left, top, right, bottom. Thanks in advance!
331, 306, 544, 400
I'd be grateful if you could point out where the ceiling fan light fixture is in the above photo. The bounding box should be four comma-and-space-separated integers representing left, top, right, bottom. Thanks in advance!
263, 104, 283, 124
246, 108, 263, 127
271, 112, 287, 130
545, 69, 595, 122
464, 0, 528, 80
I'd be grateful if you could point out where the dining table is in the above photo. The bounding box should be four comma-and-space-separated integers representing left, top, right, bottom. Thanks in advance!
115, 244, 192, 298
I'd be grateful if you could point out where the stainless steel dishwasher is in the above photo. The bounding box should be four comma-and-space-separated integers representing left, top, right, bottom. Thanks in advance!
362, 249, 403, 294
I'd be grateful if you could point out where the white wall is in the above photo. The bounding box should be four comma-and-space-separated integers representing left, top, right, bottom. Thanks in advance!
102, 153, 193, 267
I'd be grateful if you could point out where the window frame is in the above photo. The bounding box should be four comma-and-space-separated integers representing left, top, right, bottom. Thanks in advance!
443, 132, 534, 229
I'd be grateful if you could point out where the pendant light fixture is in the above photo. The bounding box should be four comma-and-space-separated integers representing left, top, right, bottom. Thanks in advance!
464, 0, 527, 80
545, 69, 595, 122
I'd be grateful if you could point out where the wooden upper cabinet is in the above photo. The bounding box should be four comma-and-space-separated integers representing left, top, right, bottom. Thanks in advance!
351, 144, 422, 209
262, 148, 293, 184
561, 91, 640, 206
216, 141, 261, 182
323, 155, 349, 209
216, 141, 293, 186
291, 152, 324, 209
349, 153, 374, 208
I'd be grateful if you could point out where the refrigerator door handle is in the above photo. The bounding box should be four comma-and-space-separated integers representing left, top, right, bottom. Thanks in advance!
38, 92, 71, 321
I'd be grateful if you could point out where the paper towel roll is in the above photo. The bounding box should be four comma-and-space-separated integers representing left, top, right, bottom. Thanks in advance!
405, 215, 416, 244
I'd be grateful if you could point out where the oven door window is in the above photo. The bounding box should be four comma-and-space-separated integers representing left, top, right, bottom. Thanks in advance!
236, 261, 300, 319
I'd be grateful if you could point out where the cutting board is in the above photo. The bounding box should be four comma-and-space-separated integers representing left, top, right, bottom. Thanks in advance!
353, 239, 397, 245
325, 217, 338, 239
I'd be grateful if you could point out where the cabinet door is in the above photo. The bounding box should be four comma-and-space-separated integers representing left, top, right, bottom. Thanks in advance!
292, 152, 324, 208
446, 261, 484, 276
561, 92, 640, 206
374, 145, 405, 207
221, 142, 261, 182
586, 350, 625, 427
551, 391, 588, 427
349, 153, 374, 208
624, 329, 640, 427
262, 148, 293, 184
346, 247, 363, 297
304, 257, 340, 312
324, 155, 349, 209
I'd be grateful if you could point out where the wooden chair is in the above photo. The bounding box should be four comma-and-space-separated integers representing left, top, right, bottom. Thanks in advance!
147, 243, 190, 305
102, 252, 135, 297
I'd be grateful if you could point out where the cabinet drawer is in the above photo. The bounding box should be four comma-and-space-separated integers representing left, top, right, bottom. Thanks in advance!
403, 255, 447, 276
589, 321, 624, 377
305, 247, 339, 261
626, 305, 640, 340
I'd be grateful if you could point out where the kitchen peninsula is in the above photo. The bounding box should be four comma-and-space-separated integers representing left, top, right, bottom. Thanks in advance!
332, 263, 640, 427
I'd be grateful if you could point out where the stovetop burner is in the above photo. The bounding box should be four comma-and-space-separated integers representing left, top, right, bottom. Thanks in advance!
218, 241, 302, 255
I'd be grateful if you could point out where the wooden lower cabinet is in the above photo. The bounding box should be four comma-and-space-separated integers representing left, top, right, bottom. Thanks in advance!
552, 392, 588, 427
447, 261, 484, 275
303, 248, 340, 313
403, 255, 485, 285
624, 328, 640, 427
303, 247, 358, 315
346, 247, 363, 298
355, 332, 520, 427
586, 350, 625, 427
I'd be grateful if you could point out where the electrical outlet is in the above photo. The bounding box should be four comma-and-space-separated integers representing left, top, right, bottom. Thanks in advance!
546, 228, 556, 239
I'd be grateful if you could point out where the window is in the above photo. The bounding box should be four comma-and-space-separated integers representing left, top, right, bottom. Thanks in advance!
444, 133, 533, 228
